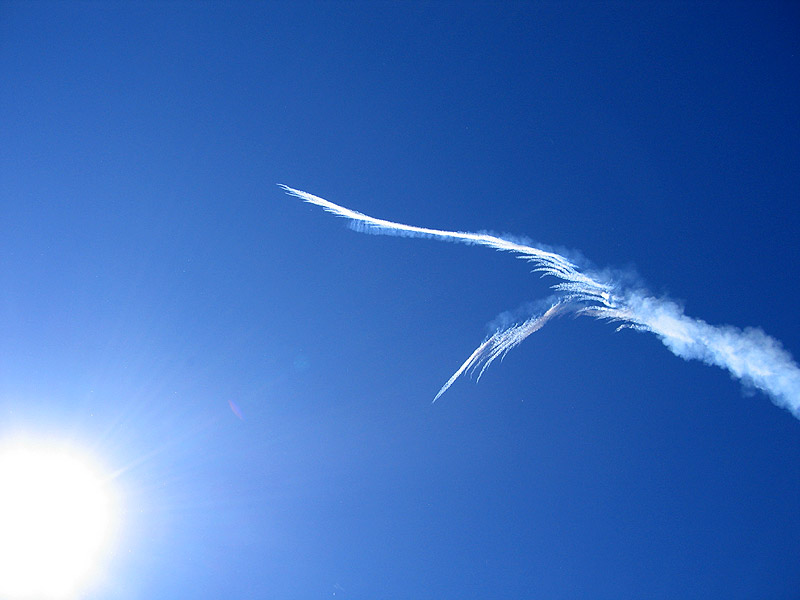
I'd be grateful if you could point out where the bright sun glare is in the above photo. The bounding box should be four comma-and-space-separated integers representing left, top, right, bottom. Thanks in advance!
0, 440, 116, 599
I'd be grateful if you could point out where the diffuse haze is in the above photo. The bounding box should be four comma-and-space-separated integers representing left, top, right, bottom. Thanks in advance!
281, 185, 800, 419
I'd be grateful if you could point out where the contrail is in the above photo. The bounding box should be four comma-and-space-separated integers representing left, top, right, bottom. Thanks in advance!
280, 185, 800, 419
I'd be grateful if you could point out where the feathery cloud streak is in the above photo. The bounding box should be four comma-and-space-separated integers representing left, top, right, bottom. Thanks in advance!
280, 185, 800, 419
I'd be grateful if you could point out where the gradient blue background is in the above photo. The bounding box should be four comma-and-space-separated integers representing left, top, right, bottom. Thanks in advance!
2, 2, 799, 598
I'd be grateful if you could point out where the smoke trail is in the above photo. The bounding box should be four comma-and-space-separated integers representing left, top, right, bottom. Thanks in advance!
280, 185, 800, 419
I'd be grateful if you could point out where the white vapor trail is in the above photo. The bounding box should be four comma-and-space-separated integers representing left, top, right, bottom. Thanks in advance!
280, 185, 800, 419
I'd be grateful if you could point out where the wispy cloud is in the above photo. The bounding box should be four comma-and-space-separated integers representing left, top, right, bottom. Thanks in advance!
280, 185, 800, 419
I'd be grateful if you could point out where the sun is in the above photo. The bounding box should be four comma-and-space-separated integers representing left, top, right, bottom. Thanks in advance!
0, 439, 116, 599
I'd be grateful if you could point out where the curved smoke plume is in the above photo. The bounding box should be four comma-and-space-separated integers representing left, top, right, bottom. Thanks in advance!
280, 185, 800, 419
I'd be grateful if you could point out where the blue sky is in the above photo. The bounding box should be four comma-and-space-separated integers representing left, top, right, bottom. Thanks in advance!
1, 2, 799, 598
